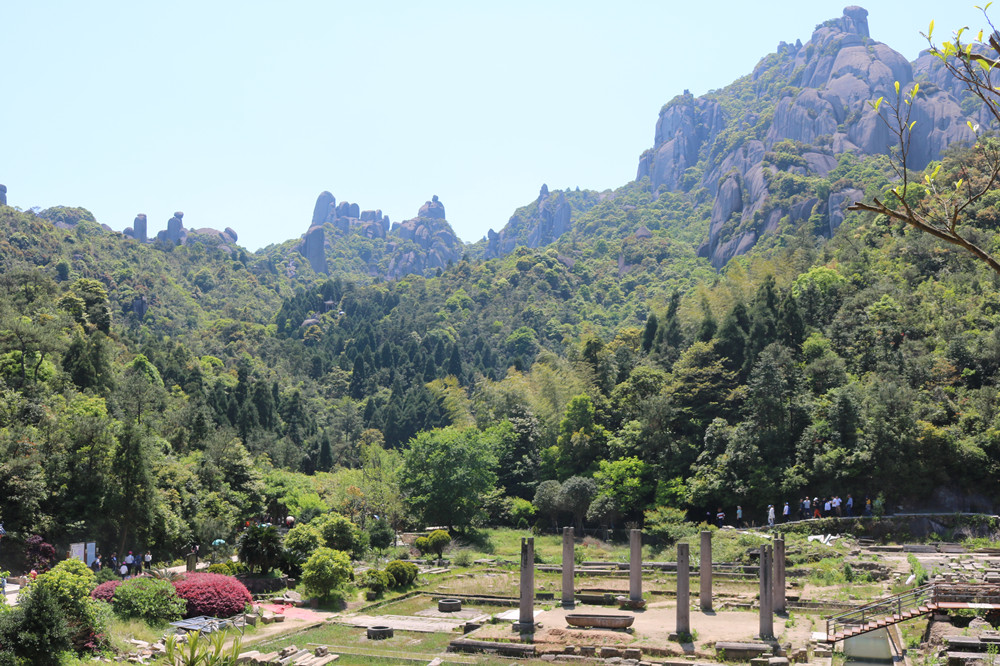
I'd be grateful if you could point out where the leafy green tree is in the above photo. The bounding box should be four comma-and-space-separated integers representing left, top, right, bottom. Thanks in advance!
284, 522, 323, 563
593, 457, 652, 517
426, 529, 451, 558
401, 427, 498, 531
641, 313, 658, 353
558, 476, 597, 532
367, 517, 395, 554
556, 394, 607, 477
301, 547, 353, 601
106, 424, 156, 556
314, 513, 366, 559
714, 301, 750, 377
533, 479, 562, 529
118, 354, 166, 425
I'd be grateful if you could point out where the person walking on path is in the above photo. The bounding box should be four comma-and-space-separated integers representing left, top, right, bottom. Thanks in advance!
736, 505, 743, 527
144, 551, 152, 571
767, 504, 776, 527
846, 494, 854, 516
782, 502, 790, 522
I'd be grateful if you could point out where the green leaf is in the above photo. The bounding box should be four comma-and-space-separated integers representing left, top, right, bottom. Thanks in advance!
895, 81, 900, 95
873, 96, 883, 112
929, 20, 935, 39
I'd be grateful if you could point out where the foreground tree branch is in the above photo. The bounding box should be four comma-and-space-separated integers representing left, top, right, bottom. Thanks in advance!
849, 10, 1000, 275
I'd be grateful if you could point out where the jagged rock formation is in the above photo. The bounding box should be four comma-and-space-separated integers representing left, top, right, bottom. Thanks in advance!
132, 214, 147, 242
299, 224, 327, 274
485, 185, 575, 259
636, 6, 979, 268
481, 185, 604, 260
296, 192, 461, 278
386, 197, 463, 279
133, 211, 235, 248
0, 184, 6, 206
156, 212, 188, 245
418, 195, 446, 219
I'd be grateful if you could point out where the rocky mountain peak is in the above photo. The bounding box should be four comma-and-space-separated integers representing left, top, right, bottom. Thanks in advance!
418, 195, 446, 220
637, 5, 979, 268
837, 6, 870, 38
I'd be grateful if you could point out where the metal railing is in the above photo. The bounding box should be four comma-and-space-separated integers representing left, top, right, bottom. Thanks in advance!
826, 583, 936, 640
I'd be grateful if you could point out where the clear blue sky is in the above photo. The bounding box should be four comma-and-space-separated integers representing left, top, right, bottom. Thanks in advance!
0, 1, 987, 251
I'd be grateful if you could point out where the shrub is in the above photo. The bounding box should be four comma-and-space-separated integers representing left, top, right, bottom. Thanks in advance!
426, 530, 451, 558
24, 535, 57, 572
111, 577, 185, 625
361, 569, 390, 594
172, 573, 252, 618
206, 562, 234, 575
0, 582, 71, 663
301, 548, 352, 601
31, 559, 95, 618
644, 506, 698, 545
90, 580, 121, 603
414, 536, 430, 555
452, 550, 473, 567
93, 567, 120, 584
385, 560, 418, 589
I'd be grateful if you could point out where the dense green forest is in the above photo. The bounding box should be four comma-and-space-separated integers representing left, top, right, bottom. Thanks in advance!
1, 134, 999, 570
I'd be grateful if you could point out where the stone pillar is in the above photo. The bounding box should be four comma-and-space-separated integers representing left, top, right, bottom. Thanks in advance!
700, 530, 712, 611
773, 538, 786, 614
562, 527, 575, 608
676, 542, 691, 635
515, 537, 535, 631
759, 544, 773, 639
629, 529, 642, 602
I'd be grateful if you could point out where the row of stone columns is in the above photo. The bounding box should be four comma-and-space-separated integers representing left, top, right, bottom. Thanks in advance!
521, 529, 785, 639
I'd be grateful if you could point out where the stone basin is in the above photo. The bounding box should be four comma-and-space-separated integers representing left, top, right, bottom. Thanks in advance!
565, 613, 634, 629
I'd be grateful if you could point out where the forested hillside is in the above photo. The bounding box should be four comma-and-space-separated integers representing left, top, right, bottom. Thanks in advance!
2, 6, 1000, 568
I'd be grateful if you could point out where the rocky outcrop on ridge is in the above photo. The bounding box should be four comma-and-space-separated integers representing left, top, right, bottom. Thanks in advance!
481, 185, 605, 260
296, 192, 462, 278
637, 6, 980, 268
485, 185, 574, 259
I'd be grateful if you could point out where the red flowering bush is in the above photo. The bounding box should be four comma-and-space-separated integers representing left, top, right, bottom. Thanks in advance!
90, 579, 121, 603
172, 572, 252, 618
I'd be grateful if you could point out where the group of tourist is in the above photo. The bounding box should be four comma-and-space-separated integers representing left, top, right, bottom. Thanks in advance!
90, 550, 152, 578
716, 494, 880, 528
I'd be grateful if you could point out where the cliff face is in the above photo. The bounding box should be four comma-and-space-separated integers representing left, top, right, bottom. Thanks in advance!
637, 6, 979, 268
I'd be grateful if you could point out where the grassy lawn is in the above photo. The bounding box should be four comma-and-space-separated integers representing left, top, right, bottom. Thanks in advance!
255, 623, 455, 655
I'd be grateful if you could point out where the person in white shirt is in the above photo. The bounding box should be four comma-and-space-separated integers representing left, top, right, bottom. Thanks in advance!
767, 505, 775, 527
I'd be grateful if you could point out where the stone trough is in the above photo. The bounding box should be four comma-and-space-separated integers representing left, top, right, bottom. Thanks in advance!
565, 613, 635, 629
